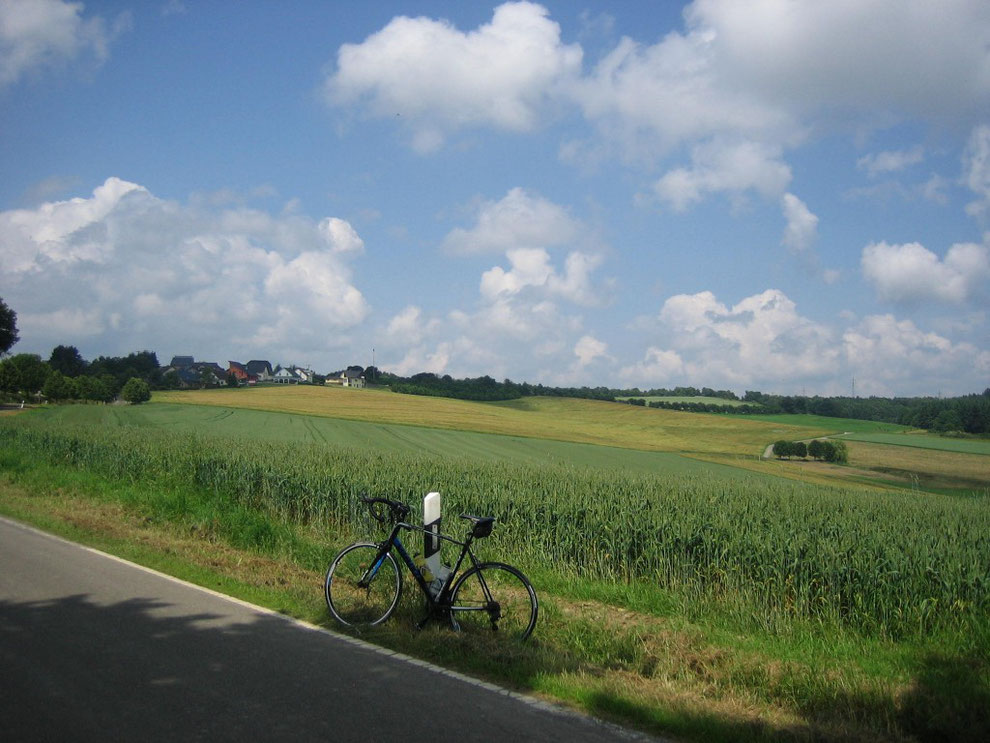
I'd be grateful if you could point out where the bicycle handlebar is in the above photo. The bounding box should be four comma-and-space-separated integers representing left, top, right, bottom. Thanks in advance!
360, 495, 410, 525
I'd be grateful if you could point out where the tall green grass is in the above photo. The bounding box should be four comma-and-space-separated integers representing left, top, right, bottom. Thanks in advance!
2, 415, 988, 641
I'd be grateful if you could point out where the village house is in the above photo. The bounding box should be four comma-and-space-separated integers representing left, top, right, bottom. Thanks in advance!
167, 355, 323, 388
271, 366, 301, 384
162, 356, 224, 387
271, 365, 316, 384
339, 369, 365, 388
227, 361, 256, 385
245, 360, 273, 381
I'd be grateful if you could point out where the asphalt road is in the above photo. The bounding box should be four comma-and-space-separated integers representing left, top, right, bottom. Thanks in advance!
0, 517, 657, 742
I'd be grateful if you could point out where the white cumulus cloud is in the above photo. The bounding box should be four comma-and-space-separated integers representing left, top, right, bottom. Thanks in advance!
964, 124, 990, 218
780, 192, 818, 254
441, 187, 582, 255
621, 285, 989, 395
857, 146, 925, 177
652, 138, 792, 211
686, 0, 990, 122
319, 217, 364, 253
861, 240, 990, 304
619, 347, 685, 385
843, 314, 990, 396
325, 1, 582, 151
379, 218, 603, 380
1, 178, 369, 365
621, 289, 840, 388
327, 0, 990, 222
480, 248, 603, 306
573, 334, 608, 367
0, 0, 128, 87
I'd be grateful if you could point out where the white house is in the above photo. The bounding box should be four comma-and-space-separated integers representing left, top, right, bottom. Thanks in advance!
272, 367, 301, 384
340, 369, 365, 388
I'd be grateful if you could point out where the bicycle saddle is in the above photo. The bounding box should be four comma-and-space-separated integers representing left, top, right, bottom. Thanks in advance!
460, 514, 496, 538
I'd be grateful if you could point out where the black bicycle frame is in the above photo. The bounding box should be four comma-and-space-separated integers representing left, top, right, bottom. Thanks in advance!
367, 520, 484, 607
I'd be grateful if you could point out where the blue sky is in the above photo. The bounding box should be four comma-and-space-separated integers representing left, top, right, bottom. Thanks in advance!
2, 0, 989, 396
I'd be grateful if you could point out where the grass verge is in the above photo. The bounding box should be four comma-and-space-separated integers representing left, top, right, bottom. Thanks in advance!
2, 454, 987, 742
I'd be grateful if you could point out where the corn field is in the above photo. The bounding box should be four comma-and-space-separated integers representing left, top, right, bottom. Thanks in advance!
2, 417, 987, 639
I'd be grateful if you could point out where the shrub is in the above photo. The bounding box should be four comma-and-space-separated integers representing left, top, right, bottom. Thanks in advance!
772, 440, 792, 458
823, 439, 848, 464
121, 377, 151, 404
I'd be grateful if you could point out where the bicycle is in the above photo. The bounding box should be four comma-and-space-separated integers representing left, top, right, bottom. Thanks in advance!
324, 496, 538, 641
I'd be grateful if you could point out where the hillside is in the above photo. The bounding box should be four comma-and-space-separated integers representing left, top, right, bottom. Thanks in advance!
155, 386, 834, 457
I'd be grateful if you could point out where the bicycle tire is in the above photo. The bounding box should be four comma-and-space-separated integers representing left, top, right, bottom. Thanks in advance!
449, 562, 538, 641
325, 542, 402, 628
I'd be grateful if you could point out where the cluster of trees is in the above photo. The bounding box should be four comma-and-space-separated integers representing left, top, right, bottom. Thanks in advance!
772, 439, 848, 463
0, 342, 159, 405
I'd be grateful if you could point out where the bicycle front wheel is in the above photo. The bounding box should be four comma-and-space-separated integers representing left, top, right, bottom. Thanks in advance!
449, 562, 538, 641
325, 542, 402, 628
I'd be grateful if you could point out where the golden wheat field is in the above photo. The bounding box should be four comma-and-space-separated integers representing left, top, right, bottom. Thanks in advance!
155, 386, 832, 457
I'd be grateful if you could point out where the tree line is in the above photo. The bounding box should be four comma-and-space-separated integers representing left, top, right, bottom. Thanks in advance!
772, 439, 848, 463
623, 390, 990, 434
381, 371, 615, 402
738, 390, 990, 434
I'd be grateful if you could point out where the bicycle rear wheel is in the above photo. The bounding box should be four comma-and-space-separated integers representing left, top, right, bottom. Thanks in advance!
325, 542, 402, 628
449, 562, 538, 641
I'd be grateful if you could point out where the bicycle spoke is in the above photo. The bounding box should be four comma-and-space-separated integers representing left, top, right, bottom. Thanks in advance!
450, 563, 537, 641
325, 543, 401, 627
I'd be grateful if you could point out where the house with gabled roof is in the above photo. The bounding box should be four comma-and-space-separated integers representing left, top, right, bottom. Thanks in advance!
245, 360, 273, 381
190, 362, 225, 387
271, 366, 302, 384
193, 361, 225, 377
228, 361, 258, 385
339, 369, 365, 388
170, 355, 195, 369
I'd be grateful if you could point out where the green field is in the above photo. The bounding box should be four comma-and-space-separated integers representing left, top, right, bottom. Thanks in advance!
838, 431, 990, 455
42, 402, 749, 478
729, 412, 911, 434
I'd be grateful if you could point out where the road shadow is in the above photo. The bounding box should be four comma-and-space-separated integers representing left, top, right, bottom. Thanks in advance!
897, 649, 990, 742
0, 594, 342, 742
0, 593, 629, 743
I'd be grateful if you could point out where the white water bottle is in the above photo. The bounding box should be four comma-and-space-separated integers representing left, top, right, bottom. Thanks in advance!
429, 563, 451, 598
